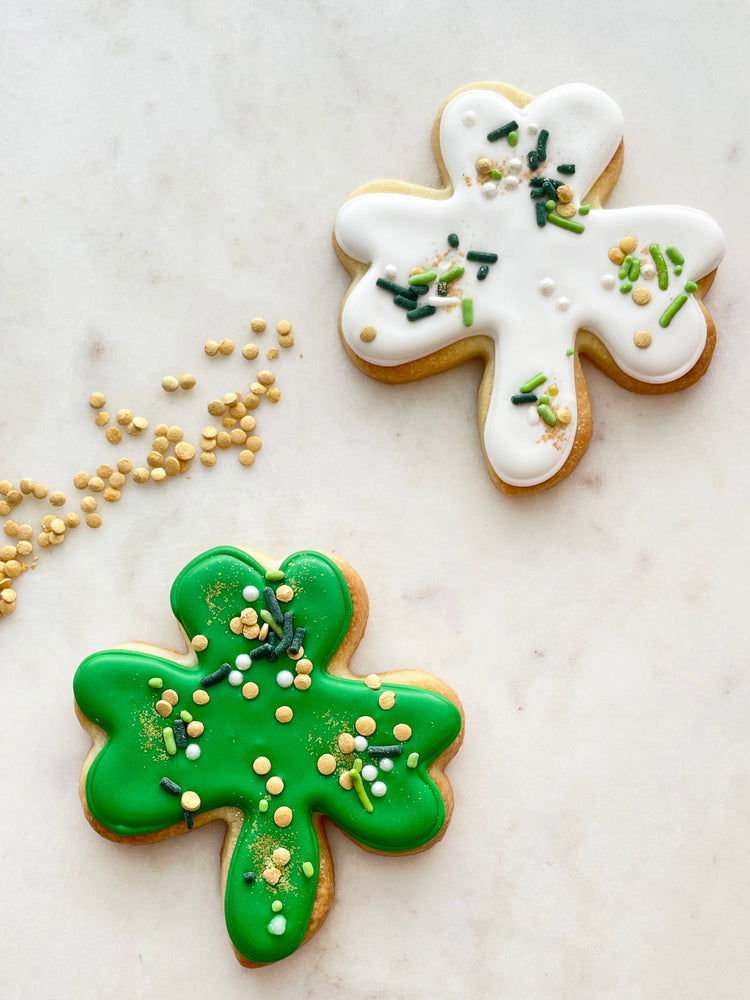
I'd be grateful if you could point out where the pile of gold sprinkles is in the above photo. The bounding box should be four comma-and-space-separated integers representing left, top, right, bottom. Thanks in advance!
0, 318, 296, 622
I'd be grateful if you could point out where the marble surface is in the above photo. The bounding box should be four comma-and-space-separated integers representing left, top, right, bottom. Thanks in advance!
1, 2, 748, 998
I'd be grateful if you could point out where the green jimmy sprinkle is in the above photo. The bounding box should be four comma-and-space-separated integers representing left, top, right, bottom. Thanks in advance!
447, 233, 459, 248
628, 257, 641, 281
439, 264, 465, 284
486, 120, 518, 142
348, 760, 374, 813
537, 403, 558, 426
665, 244, 685, 266
408, 270, 437, 286
265, 569, 285, 582
557, 163, 575, 175
536, 129, 549, 162
148, 677, 163, 689
659, 293, 688, 328
163, 727, 177, 756
620, 281, 632, 294
547, 213, 585, 234
519, 372, 547, 393
618, 256, 632, 280
649, 244, 669, 291
407, 752, 420, 769
302, 861, 315, 878
406, 304, 437, 322
684, 280, 698, 294
260, 609, 284, 638
462, 297, 474, 327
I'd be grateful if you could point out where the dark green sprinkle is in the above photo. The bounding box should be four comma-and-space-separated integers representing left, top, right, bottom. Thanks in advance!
487, 120, 518, 141
263, 585, 284, 624
684, 280, 698, 293
437, 282, 449, 296
160, 776, 181, 795
511, 393, 539, 405
275, 611, 294, 654
184, 810, 194, 831
530, 187, 548, 200
535, 202, 547, 226
394, 295, 416, 309
406, 304, 436, 321
528, 150, 539, 171
376, 277, 417, 299
243, 872, 256, 884
289, 627, 306, 656
466, 251, 498, 263
250, 643, 275, 661
536, 129, 549, 162
200, 661, 231, 687
557, 164, 576, 174
529, 176, 544, 187
367, 745, 403, 758
542, 179, 559, 201
447, 233, 459, 248
477, 264, 489, 281
173, 718, 187, 748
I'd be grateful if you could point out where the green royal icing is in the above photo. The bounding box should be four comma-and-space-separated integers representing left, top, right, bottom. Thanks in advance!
74, 546, 462, 965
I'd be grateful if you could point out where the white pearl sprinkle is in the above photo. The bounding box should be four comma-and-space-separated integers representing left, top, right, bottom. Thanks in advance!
371, 781, 387, 798
507, 157, 523, 175
601, 274, 616, 290
481, 182, 498, 199
242, 585, 259, 603
503, 175, 519, 191
462, 110, 478, 127
383, 264, 398, 280
527, 123, 539, 135
539, 277, 555, 296
361, 764, 378, 782
641, 261, 656, 280
527, 406, 540, 426
557, 297, 570, 311
354, 735, 368, 752
186, 744, 201, 761
379, 758, 394, 772
235, 653, 252, 671
228, 670, 243, 687
276, 670, 294, 688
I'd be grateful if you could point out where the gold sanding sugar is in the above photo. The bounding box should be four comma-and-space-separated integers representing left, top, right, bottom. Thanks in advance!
634, 330, 652, 349
218, 339, 235, 355
251, 317, 267, 334
360, 326, 377, 343
86, 513, 103, 528
161, 375, 178, 392
619, 235, 638, 254
632, 287, 652, 306
49, 491, 66, 506
204, 340, 220, 356
88, 392, 106, 409
106, 426, 122, 444
178, 373, 196, 390
132, 467, 150, 484
191, 634, 208, 651
266, 387, 281, 403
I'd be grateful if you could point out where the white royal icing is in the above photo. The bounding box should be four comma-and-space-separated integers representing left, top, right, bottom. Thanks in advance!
335, 84, 725, 490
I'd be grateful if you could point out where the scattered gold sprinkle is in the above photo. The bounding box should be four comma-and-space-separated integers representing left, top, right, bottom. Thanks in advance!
32, 483, 49, 499
632, 287, 652, 306
556, 201, 577, 218
272, 847, 291, 867
109, 472, 126, 489
295, 658, 313, 675
150, 468, 167, 482
186, 721, 204, 738
276, 320, 291, 335
80, 496, 97, 513
557, 185, 574, 204
105, 426, 122, 444
238, 450, 255, 467
162, 689, 179, 706
132, 467, 150, 484
275, 706, 293, 724
338, 733, 355, 754
266, 347, 279, 361
49, 517, 66, 535
204, 340, 220, 356
180, 791, 201, 812
273, 806, 293, 828
378, 690, 396, 711
178, 373, 196, 390
96, 464, 114, 479
191, 634, 208, 651
253, 756, 272, 775
608, 247, 625, 266
88, 392, 106, 409
364, 674, 382, 690
85, 513, 103, 528
218, 338, 235, 355
317, 754, 336, 775
265, 776, 284, 796
193, 689, 210, 705
242, 343, 259, 360
278, 333, 294, 349
634, 330, 652, 349
475, 156, 493, 176
262, 866, 281, 885
257, 369, 275, 386
393, 723, 412, 741
556, 407, 573, 425
242, 681, 259, 700
239, 415, 256, 433
155, 700, 173, 718
266, 387, 281, 403
293, 674, 311, 690
355, 715, 376, 736
339, 771, 353, 790
103, 487, 121, 503
163, 456, 181, 477
161, 375, 179, 392
360, 326, 377, 343
49, 491, 66, 507
201, 452, 217, 467
19, 479, 33, 495
619, 235, 638, 254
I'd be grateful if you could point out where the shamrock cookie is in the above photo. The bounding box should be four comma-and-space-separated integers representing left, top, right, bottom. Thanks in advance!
334, 82, 724, 494
74, 546, 463, 966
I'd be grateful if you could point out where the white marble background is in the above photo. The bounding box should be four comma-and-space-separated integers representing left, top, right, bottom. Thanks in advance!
1, 2, 748, 998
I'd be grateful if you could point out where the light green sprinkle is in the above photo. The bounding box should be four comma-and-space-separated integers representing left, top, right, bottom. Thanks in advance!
519, 372, 547, 393
537, 403, 558, 426
302, 861, 315, 878
180, 710, 193, 723
620, 281, 632, 294
674, 264, 683, 276
545, 199, 556, 212
462, 296, 473, 327
259, 799, 269, 813
407, 752, 420, 768
650, 244, 669, 290
618, 256, 632, 280
538, 393, 550, 404
408, 269, 437, 286
439, 264, 465, 284
578, 204, 590, 215
348, 764, 374, 813
163, 727, 177, 755
684, 280, 698, 293
665, 244, 684, 266
508, 130, 518, 146
265, 569, 285, 582
546, 212, 585, 234
659, 293, 688, 328
148, 677, 163, 689
490, 168, 503, 180
566, 348, 574, 356
271, 900, 283, 913
628, 257, 641, 281
260, 609, 284, 638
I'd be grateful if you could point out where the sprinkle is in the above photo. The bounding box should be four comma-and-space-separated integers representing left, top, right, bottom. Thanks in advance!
160, 777, 181, 795
263, 585, 284, 624
393, 724, 412, 742
148, 677, 163, 689
243, 585, 259, 602
185, 744, 200, 761
649, 244, 669, 290
271, 901, 283, 913
361, 764, 378, 782
578, 204, 590, 215
462, 297, 473, 327
537, 403, 558, 426
527, 150, 539, 171
378, 690, 396, 711
659, 293, 688, 328
439, 264, 465, 284
536, 129, 549, 162
535, 202, 547, 226
665, 245, 685, 266
183, 811, 194, 830
268, 915, 287, 936
155, 700, 173, 718
684, 280, 698, 294
276, 669, 294, 688
371, 781, 387, 798
634, 330, 652, 349
620, 282, 632, 294
259, 611, 284, 638
407, 304, 436, 322
376, 277, 418, 299
317, 754, 337, 775
200, 662, 231, 688
193, 689, 210, 705
275, 706, 293, 724
173, 718, 187, 748
477, 265, 489, 281
348, 765, 374, 813
228, 670, 243, 687
511, 393, 538, 405
163, 728, 177, 755
250, 642, 275, 661
243, 872, 256, 884
302, 861, 314, 878
367, 744, 403, 758
360, 326, 376, 342
519, 373, 547, 393
447, 233, 459, 247
566, 348, 574, 356
242, 681, 259, 699
617, 256, 632, 280
262, 867, 281, 886
273, 806, 293, 828
556, 407, 572, 425
266, 776, 284, 796
266, 568, 285, 582
632, 287, 652, 306
408, 270, 437, 286
338, 733, 355, 754
407, 752, 420, 768
508, 131, 518, 146
557, 164, 575, 174
628, 258, 641, 282
259, 799, 269, 813
486, 120, 518, 141
393, 295, 417, 310
467, 251, 498, 263
427, 296, 460, 307
191, 634, 208, 652
355, 716, 376, 736
289, 627, 306, 656
547, 212, 585, 234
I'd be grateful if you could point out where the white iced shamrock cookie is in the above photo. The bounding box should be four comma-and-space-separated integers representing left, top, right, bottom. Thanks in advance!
334, 82, 724, 495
